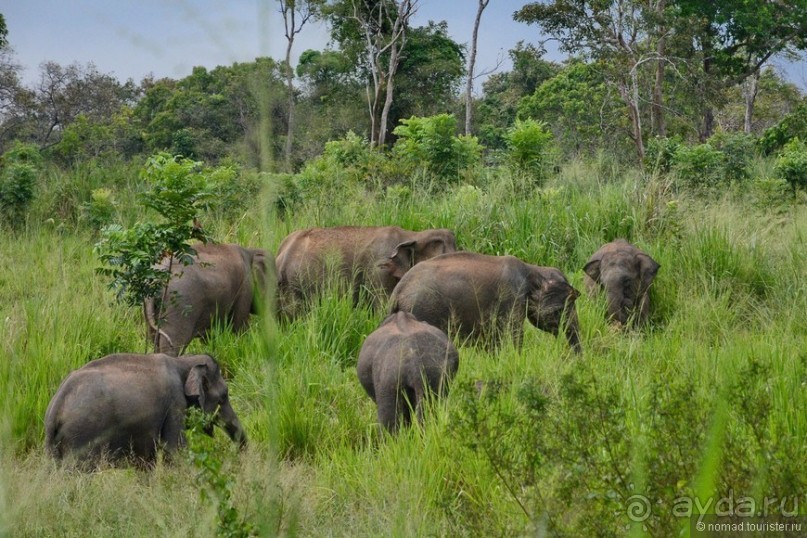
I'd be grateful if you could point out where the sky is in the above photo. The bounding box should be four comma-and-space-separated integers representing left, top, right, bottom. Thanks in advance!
3, 1, 806, 92
2, 0, 548, 93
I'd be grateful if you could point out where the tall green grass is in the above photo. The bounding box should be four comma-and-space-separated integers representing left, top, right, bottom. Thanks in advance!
1, 160, 804, 536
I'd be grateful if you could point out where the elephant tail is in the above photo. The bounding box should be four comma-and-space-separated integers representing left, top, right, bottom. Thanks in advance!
143, 299, 174, 352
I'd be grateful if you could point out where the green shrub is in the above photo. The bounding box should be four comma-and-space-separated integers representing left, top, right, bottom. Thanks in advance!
758, 101, 807, 155
81, 187, 117, 231
392, 114, 482, 184
293, 131, 396, 202
0, 143, 43, 229
504, 118, 555, 182
708, 131, 757, 181
773, 137, 807, 193
750, 176, 791, 209
203, 161, 262, 220
671, 143, 725, 190
644, 136, 682, 174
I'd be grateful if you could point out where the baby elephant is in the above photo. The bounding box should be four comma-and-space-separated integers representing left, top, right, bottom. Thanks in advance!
45, 353, 246, 468
357, 312, 459, 433
583, 239, 660, 326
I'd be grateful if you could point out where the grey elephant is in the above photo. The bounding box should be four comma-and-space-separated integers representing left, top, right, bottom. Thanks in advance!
275, 225, 456, 318
144, 242, 272, 356
583, 239, 660, 326
389, 251, 581, 351
44, 353, 246, 468
357, 311, 459, 433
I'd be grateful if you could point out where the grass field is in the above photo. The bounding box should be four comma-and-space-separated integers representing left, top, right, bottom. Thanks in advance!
1, 159, 805, 536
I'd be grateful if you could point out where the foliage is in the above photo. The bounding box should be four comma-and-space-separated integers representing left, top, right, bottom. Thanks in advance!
758, 101, 807, 155
392, 114, 482, 184
517, 60, 622, 157
80, 187, 116, 231
476, 42, 560, 149
773, 137, 807, 193
0, 142, 42, 229
645, 136, 682, 174
671, 143, 727, 190
293, 131, 395, 202
134, 60, 287, 164
707, 131, 757, 181
94, 153, 212, 308
51, 109, 143, 164
503, 118, 555, 181
186, 409, 255, 537
390, 21, 465, 122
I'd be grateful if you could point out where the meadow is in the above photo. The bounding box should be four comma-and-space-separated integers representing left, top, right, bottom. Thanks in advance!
1, 156, 805, 536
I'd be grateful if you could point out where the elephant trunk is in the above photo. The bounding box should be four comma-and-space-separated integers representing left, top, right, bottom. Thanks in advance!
218, 403, 247, 449
565, 309, 582, 353
605, 289, 630, 326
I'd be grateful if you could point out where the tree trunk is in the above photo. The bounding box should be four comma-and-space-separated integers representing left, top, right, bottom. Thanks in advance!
378, 42, 398, 147
284, 36, 295, 172
465, 0, 489, 136
652, 2, 666, 137
699, 36, 714, 142
743, 68, 760, 134
619, 71, 645, 161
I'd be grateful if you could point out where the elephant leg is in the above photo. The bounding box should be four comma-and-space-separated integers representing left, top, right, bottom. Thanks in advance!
412, 381, 429, 425
158, 320, 196, 356
375, 385, 401, 433
160, 409, 186, 454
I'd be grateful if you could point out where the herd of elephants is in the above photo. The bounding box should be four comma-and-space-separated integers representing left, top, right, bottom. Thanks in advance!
44, 225, 660, 468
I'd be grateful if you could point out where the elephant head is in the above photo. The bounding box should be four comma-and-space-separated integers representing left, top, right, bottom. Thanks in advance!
526, 267, 582, 351
183, 355, 247, 448
584, 240, 659, 326
379, 229, 457, 281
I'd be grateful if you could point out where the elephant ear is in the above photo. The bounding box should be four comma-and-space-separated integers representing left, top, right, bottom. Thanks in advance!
185, 364, 208, 410
384, 240, 417, 280
583, 257, 602, 283
250, 250, 267, 286
418, 236, 450, 260
637, 253, 660, 292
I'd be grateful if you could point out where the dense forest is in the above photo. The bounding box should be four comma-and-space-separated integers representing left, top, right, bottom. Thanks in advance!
1, 1, 807, 536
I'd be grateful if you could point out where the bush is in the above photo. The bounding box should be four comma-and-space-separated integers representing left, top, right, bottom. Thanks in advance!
644, 136, 682, 174
708, 132, 757, 182
392, 114, 482, 185
292, 131, 402, 202
81, 187, 117, 231
671, 143, 725, 191
773, 137, 807, 193
758, 101, 807, 155
0, 143, 43, 229
504, 119, 555, 182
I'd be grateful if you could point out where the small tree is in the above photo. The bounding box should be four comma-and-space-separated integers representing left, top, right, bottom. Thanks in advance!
392, 113, 482, 184
774, 138, 807, 195
94, 153, 214, 350
504, 118, 555, 181
0, 143, 42, 230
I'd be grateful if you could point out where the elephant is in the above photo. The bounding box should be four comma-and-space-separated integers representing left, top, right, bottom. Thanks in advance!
389, 251, 581, 351
144, 242, 272, 356
44, 353, 246, 468
357, 311, 459, 433
275, 225, 456, 318
583, 239, 660, 326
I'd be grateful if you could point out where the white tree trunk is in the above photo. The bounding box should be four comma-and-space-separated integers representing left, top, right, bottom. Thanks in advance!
465, 0, 489, 136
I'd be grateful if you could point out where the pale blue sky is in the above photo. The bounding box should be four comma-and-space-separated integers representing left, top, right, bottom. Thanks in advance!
3, 0, 546, 92
3, 1, 805, 91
